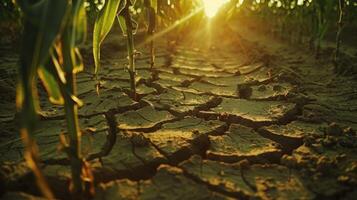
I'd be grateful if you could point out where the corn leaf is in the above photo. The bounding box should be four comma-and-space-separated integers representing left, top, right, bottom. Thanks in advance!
118, 15, 127, 36
93, 0, 122, 75
74, 1, 87, 46
38, 65, 64, 105
17, 0, 68, 113
118, 14, 138, 36
17, 0, 69, 67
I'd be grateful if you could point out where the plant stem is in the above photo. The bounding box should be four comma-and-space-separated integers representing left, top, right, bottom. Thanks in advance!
150, 37, 155, 70
123, 3, 136, 99
62, 73, 84, 196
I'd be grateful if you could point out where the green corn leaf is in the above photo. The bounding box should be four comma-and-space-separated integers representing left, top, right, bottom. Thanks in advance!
17, 0, 69, 68
74, 0, 87, 46
117, 15, 127, 36
118, 15, 138, 36
38, 65, 64, 105
73, 48, 84, 73
17, 0, 68, 118
93, 0, 122, 75
70, 0, 86, 73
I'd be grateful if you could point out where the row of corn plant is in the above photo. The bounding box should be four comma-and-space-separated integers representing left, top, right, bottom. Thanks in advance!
93, 0, 201, 95
16, 0, 92, 198
237, 0, 357, 62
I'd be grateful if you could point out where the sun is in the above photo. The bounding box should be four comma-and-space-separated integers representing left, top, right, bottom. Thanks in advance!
202, 0, 230, 18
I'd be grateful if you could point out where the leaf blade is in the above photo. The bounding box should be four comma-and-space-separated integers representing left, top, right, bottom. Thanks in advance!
93, 0, 121, 75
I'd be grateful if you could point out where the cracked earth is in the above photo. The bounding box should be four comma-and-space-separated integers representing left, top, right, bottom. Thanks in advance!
1, 24, 357, 200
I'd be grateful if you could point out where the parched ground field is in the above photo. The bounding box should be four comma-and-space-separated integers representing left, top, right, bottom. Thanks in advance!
0, 22, 357, 199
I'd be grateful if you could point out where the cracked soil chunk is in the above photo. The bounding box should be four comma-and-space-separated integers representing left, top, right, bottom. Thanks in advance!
189, 82, 238, 97
178, 68, 233, 78
244, 164, 315, 200
248, 82, 294, 100
143, 89, 213, 114
211, 98, 297, 126
207, 124, 282, 163
181, 155, 314, 199
95, 165, 229, 200
238, 62, 264, 75
79, 90, 137, 116
0, 115, 108, 162
95, 134, 165, 180
145, 117, 225, 160
116, 106, 175, 131
258, 121, 325, 150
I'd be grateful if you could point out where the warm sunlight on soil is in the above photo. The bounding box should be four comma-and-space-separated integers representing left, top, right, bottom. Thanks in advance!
202, 0, 229, 18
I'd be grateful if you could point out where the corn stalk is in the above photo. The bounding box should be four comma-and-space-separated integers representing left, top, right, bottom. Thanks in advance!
334, 0, 345, 67
120, 1, 137, 99
144, 0, 157, 70
53, 0, 91, 196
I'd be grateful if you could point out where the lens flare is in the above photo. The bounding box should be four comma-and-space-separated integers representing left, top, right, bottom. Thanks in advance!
202, 0, 229, 18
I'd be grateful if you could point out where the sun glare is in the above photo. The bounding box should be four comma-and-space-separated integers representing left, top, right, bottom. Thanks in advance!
202, 0, 230, 18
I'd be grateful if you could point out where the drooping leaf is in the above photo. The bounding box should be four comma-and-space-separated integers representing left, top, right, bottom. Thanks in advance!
73, 48, 84, 73
38, 65, 64, 105
93, 0, 122, 75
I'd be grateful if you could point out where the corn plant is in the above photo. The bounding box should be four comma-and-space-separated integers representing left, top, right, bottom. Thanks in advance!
119, 1, 138, 98
144, 0, 157, 70
93, 0, 138, 99
16, 0, 91, 198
